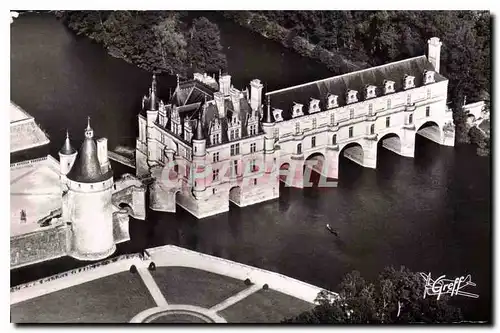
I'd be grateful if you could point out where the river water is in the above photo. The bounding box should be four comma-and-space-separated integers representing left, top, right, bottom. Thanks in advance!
10, 13, 491, 321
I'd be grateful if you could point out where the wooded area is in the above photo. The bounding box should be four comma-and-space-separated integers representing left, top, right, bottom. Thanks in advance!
55, 11, 227, 76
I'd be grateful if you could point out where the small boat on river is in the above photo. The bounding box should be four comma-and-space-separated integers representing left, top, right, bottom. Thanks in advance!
326, 224, 338, 236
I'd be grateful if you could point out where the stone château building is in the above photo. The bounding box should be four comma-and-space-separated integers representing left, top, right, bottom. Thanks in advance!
136, 37, 455, 219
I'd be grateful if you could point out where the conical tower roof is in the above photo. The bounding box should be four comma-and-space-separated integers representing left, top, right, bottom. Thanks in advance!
262, 96, 275, 123
59, 130, 76, 155
193, 112, 205, 140
66, 118, 113, 183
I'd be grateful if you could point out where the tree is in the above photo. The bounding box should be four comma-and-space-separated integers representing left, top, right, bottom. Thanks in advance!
152, 14, 187, 74
283, 266, 463, 324
186, 17, 227, 73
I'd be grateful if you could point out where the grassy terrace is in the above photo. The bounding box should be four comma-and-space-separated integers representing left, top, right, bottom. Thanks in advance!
11, 271, 155, 323
12, 264, 316, 323
219, 289, 314, 323
151, 266, 248, 309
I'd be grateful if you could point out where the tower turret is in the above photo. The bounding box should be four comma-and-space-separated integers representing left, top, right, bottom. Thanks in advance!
65, 117, 115, 261
192, 112, 207, 196
59, 130, 78, 177
146, 74, 160, 164
262, 95, 276, 153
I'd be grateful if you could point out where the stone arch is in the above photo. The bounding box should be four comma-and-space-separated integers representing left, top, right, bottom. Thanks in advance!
377, 133, 402, 155
303, 152, 326, 187
229, 185, 242, 206
117, 201, 134, 215
279, 162, 291, 184
416, 121, 442, 145
339, 142, 364, 167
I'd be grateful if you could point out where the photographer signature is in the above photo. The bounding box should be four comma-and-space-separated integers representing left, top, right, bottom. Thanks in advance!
420, 272, 479, 300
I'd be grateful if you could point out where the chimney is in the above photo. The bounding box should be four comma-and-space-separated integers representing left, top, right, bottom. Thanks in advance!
96, 137, 110, 172
250, 79, 263, 112
214, 91, 226, 118
427, 37, 442, 73
230, 87, 241, 113
219, 74, 231, 96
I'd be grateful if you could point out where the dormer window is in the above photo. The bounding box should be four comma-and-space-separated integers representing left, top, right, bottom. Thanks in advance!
292, 102, 304, 118
346, 90, 358, 104
365, 85, 377, 99
403, 75, 415, 90
327, 94, 338, 109
423, 70, 435, 84
273, 109, 283, 121
384, 80, 395, 94
309, 98, 320, 113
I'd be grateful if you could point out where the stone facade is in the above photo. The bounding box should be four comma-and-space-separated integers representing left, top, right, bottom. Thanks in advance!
136, 37, 455, 219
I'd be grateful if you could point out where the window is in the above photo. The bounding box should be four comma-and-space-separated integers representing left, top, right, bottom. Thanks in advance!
332, 134, 337, 145
230, 143, 240, 156
194, 146, 197, 153
250, 159, 257, 172
213, 152, 219, 163
311, 136, 316, 148
368, 104, 373, 115
186, 165, 190, 178
213, 188, 216, 194
212, 169, 219, 181
312, 118, 317, 129
249, 124, 257, 136
254, 179, 257, 185
295, 122, 300, 134
386, 117, 390, 128
233, 160, 238, 175
350, 109, 354, 119
250, 142, 256, 153
297, 143, 302, 154
349, 127, 353, 138
409, 114, 413, 124
387, 99, 391, 109
370, 124, 375, 134
426, 106, 431, 117
230, 129, 235, 141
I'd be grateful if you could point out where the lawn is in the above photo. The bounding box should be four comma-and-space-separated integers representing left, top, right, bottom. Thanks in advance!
150, 266, 248, 308
11, 271, 156, 323
219, 288, 314, 323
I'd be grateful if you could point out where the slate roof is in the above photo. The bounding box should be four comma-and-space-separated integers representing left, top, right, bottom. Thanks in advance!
67, 137, 112, 183
266, 56, 446, 120
59, 133, 76, 155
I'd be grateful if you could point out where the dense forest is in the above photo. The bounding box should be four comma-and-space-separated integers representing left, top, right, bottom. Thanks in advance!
55, 11, 227, 76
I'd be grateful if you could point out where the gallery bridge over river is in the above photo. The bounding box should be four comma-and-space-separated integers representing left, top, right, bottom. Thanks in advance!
135, 38, 455, 219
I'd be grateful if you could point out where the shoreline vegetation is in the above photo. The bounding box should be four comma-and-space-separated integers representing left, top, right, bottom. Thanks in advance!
54, 11, 227, 77
54, 10, 490, 155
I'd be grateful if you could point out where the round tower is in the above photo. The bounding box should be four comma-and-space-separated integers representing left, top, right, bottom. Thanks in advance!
66, 117, 115, 261
262, 95, 276, 153
59, 130, 77, 177
192, 113, 207, 196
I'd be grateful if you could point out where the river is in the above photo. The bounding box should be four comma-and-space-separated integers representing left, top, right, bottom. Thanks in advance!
10, 12, 491, 322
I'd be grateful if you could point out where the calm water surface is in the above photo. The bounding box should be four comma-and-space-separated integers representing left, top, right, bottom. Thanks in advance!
10, 13, 491, 321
